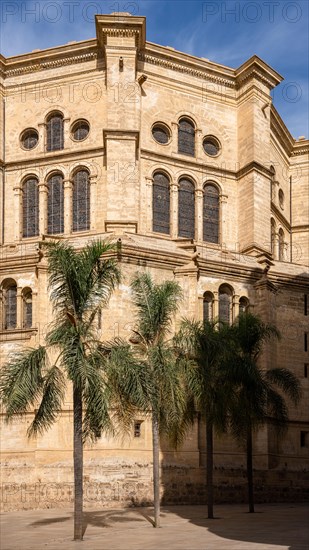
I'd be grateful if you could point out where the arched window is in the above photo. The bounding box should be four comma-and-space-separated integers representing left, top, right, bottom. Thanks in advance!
239, 297, 249, 315
219, 284, 233, 324
23, 177, 39, 238
178, 178, 195, 239
271, 218, 276, 257
22, 288, 32, 328
203, 292, 214, 322
73, 170, 90, 232
46, 112, 64, 152
3, 281, 17, 329
278, 228, 285, 261
178, 118, 195, 156
47, 173, 64, 235
203, 184, 219, 243
152, 172, 170, 234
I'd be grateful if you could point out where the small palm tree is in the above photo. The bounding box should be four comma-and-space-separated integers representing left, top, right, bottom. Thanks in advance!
230, 312, 301, 513
174, 319, 235, 519
0, 240, 121, 540
128, 273, 186, 528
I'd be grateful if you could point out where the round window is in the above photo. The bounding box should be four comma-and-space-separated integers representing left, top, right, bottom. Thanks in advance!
71, 120, 90, 141
152, 124, 170, 145
279, 189, 284, 209
21, 129, 39, 150
203, 136, 221, 156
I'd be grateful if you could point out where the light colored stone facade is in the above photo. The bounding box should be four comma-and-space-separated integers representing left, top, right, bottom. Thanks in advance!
0, 13, 308, 511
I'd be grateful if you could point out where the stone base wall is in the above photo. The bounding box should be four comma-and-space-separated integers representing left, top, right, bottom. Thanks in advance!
1, 462, 308, 512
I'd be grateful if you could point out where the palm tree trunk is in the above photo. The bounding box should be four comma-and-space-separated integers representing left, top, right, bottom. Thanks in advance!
152, 410, 160, 528
206, 421, 214, 519
73, 384, 83, 540
246, 424, 255, 513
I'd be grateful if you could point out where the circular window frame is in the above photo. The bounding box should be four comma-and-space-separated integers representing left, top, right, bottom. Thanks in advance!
20, 128, 39, 151
278, 188, 285, 210
70, 119, 90, 142
202, 135, 221, 157
151, 122, 172, 146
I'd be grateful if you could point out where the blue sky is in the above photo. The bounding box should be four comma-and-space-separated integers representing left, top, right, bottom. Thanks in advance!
0, 0, 308, 138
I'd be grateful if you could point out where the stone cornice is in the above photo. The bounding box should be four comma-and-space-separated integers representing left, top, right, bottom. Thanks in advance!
270, 105, 309, 158
95, 14, 146, 50
140, 43, 235, 88
271, 203, 291, 230
0, 40, 98, 79
235, 56, 283, 90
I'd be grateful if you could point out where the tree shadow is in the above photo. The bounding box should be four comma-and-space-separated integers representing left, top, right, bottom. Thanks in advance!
161, 503, 309, 550
30, 508, 148, 537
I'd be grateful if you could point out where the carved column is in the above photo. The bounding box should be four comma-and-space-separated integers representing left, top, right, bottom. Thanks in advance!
233, 293, 240, 321
220, 193, 228, 247
16, 286, 23, 329
63, 179, 73, 235
213, 290, 219, 320
13, 185, 23, 241
196, 188, 203, 242
89, 175, 97, 232
38, 122, 46, 154
38, 182, 48, 236
63, 118, 71, 149
145, 176, 153, 233
170, 180, 178, 238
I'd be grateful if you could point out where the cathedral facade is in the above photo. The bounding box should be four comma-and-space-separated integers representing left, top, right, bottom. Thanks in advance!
0, 13, 308, 510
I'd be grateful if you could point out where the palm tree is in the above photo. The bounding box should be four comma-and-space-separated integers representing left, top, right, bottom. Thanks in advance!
0, 240, 121, 540
174, 319, 235, 519
230, 312, 301, 513
128, 272, 186, 528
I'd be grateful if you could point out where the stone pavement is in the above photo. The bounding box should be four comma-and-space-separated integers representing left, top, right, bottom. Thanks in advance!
1, 503, 308, 550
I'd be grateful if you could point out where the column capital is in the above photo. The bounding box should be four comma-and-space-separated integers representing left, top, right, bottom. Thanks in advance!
13, 185, 23, 194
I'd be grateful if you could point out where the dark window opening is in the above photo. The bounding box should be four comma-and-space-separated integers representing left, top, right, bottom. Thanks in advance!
178, 118, 195, 156
178, 178, 195, 239
203, 292, 213, 322
304, 364, 308, 378
305, 294, 308, 316
72, 120, 90, 141
47, 113, 64, 152
47, 174, 64, 235
23, 178, 39, 238
152, 124, 170, 144
23, 290, 32, 328
134, 421, 142, 438
5, 284, 17, 329
305, 333, 308, 352
203, 184, 219, 243
300, 431, 308, 448
153, 172, 170, 234
73, 170, 90, 232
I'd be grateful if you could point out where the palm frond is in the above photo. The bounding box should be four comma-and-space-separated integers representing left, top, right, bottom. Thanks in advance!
266, 368, 301, 405
28, 365, 66, 437
0, 347, 47, 419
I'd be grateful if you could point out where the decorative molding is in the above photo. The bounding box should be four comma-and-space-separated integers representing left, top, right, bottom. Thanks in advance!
139, 52, 235, 88
5, 52, 97, 78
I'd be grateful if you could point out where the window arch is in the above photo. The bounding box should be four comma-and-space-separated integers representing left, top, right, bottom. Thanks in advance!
152, 172, 170, 234
219, 284, 233, 324
47, 173, 64, 235
178, 178, 195, 239
22, 177, 39, 238
22, 288, 32, 328
73, 169, 90, 232
278, 228, 285, 261
203, 183, 219, 243
46, 112, 64, 152
178, 118, 195, 156
239, 296, 249, 315
2, 280, 17, 329
203, 292, 214, 322
271, 218, 276, 257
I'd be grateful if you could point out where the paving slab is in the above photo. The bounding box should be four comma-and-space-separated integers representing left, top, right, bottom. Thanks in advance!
1, 503, 308, 550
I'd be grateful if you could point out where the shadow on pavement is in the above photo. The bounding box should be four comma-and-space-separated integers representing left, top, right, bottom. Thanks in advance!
163, 503, 309, 550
